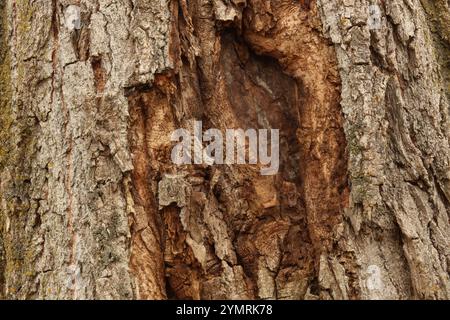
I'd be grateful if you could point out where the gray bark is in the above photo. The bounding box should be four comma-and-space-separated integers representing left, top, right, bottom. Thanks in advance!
0, 0, 449, 300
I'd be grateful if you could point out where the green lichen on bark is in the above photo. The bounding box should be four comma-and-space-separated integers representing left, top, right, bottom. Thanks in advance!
0, 0, 13, 170
420, 0, 450, 102
0, 0, 11, 300
0, 0, 40, 298
16, 0, 34, 36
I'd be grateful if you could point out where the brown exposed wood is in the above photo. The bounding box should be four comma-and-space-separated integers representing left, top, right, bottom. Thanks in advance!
0, 0, 449, 300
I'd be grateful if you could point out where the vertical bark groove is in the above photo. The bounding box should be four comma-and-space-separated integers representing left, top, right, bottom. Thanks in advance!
0, 0, 449, 300
121, 0, 349, 300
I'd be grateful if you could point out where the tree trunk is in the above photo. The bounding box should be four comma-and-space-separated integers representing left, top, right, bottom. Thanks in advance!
0, 0, 449, 300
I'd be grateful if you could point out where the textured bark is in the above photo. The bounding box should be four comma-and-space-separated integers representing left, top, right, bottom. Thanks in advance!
0, 0, 449, 300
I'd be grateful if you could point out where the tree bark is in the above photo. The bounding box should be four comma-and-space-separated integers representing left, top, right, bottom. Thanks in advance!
0, 0, 449, 300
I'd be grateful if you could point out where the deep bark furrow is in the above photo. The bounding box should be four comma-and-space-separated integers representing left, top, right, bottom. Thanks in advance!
0, 0, 448, 300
